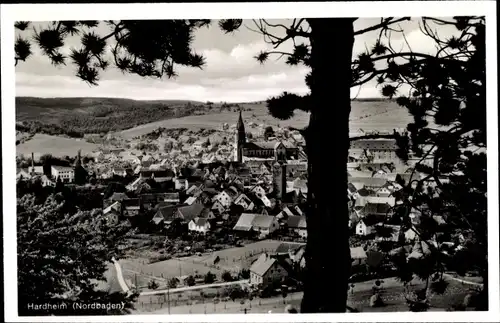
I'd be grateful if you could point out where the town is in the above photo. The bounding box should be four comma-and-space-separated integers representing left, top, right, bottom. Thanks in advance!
16, 110, 475, 314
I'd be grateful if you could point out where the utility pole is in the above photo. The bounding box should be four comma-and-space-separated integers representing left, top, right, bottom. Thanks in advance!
167, 287, 171, 314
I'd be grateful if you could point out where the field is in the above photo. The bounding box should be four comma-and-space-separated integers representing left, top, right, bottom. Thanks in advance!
119, 240, 301, 290
119, 257, 224, 287
195, 240, 297, 273
16, 133, 99, 158
119, 99, 412, 139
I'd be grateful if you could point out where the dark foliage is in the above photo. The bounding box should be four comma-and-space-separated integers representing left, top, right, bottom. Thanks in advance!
17, 193, 137, 315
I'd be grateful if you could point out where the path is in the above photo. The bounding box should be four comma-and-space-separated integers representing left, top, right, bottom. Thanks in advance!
443, 273, 483, 287
112, 257, 130, 294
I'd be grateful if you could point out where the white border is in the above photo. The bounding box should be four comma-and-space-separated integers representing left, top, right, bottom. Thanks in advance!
2, 1, 498, 322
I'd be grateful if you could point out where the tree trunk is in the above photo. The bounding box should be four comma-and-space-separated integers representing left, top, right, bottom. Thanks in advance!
300, 18, 355, 313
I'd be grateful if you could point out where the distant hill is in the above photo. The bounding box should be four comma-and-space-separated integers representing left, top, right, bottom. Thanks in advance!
120, 99, 411, 139
15, 97, 238, 137
15, 96, 410, 140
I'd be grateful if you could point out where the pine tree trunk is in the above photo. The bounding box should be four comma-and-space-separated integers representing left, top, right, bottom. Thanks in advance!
300, 18, 355, 313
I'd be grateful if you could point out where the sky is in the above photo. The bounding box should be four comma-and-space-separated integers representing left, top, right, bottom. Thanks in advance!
15, 18, 458, 103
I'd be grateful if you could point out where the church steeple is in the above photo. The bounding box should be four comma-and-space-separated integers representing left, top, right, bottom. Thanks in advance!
74, 149, 82, 168
234, 108, 246, 163
237, 109, 246, 141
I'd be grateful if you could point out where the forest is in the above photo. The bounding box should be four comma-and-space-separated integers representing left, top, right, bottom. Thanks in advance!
16, 97, 217, 137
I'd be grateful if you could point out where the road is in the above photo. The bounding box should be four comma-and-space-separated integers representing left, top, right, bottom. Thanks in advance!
141, 280, 250, 296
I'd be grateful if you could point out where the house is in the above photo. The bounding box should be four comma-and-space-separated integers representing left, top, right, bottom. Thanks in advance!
233, 213, 279, 237
186, 184, 202, 196
40, 175, 55, 187
27, 166, 44, 175
277, 205, 302, 220
213, 190, 234, 208
51, 166, 75, 183
349, 139, 398, 161
174, 177, 189, 190
211, 200, 226, 214
152, 205, 178, 226
375, 183, 393, 197
292, 178, 308, 194
232, 213, 255, 232
112, 167, 128, 177
103, 201, 122, 218
251, 215, 279, 237
122, 198, 141, 217
350, 246, 368, 266
250, 185, 271, 207
139, 193, 160, 209
360, 202, 392, 217
16, 168, 32, 180
404, 227, 418, 241
188, 217, 211, 234
249, 253, 288, 288
234, 193, 254, 211
184, 196, 200, 206
141, 155, 156, 168
109, 192, 129, 203
126, 177, 148, 191
355, 196, 396, 208
250, 185, 267, 199
140, 168, 175, 182
355, 219, 376, 236
349, 177, 387, 191
164, 193, 180, 204
176, 203, 205, 223
286, 216, 307, 238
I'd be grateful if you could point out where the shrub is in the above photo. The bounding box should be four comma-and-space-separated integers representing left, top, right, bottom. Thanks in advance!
204, 271, 216, 284
168, 277, 179, 289
221, 271, 233, 282
184, 275, 196, 287
148, 279, 159, 290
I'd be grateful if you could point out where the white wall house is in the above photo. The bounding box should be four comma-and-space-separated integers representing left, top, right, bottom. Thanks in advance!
51, 166, 75, 183
249, 253, 288, 288
188, 217, 211, 234
356, 220, 375, 236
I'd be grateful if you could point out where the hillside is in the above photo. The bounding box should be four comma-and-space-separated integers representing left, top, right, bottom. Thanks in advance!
15, 97, 237, 137
120, 99, 412, 139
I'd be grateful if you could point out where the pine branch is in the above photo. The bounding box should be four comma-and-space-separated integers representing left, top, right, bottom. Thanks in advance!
354, 17, 411, 36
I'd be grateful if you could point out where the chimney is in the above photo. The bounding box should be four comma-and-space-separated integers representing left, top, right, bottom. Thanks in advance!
31, 152, 35, 174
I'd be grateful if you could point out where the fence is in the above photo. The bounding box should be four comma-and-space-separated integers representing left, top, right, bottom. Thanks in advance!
133, 292, 302, 314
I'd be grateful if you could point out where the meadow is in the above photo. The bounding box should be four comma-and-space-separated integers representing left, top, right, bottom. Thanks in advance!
16, 133, 99, 158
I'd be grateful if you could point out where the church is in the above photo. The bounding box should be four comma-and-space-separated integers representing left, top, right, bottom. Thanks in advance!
233, 110, 299, 162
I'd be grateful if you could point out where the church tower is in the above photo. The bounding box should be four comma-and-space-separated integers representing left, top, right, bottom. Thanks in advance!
273, 161, 287, 201
74, 149, 87, 185
234, 109, 246, 163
